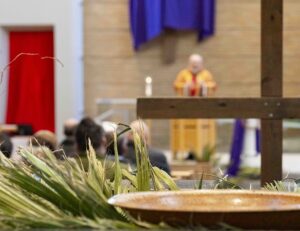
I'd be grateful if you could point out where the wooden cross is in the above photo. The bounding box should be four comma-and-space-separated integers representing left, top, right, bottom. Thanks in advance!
137, 0, 290, 185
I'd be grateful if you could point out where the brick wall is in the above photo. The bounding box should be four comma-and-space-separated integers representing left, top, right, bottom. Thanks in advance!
84, 0, 300, 149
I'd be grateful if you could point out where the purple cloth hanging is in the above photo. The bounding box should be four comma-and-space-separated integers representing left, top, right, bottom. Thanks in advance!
129, 0, 216, 50
129, 0, 163, 49
164, 1, 203, 29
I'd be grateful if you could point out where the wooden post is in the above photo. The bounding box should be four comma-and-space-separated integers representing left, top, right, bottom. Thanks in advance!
161, 29, 177, 64
261, 0, 283, 184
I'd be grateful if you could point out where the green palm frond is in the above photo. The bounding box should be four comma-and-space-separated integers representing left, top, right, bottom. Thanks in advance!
264, 181, 287, 192
263, 179, 300, 193
0, 125, 178, 229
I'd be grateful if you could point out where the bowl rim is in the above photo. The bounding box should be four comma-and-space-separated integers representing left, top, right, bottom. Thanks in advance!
108, 189, 300, 213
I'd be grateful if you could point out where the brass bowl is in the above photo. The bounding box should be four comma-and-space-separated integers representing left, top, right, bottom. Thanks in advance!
108, 190, 300, 229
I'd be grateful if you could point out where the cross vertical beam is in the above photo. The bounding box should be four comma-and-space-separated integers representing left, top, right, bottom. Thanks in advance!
261, 0, 283, 184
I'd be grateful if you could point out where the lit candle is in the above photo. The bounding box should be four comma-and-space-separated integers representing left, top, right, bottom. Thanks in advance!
145, 76, 152, 97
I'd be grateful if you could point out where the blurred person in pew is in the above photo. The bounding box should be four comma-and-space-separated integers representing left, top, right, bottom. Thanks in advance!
31, 130, 57, 151
60, 118, 78, 157
102, 121, 118, 156
174, 54, 216, 97
30, 130, 61, 159
106, 135, 130, 164
75, 117, 128, 178
126, 120, 170, 174
103, 121, 129, 164
0, 132, 13, 158
75, 118, 107, 158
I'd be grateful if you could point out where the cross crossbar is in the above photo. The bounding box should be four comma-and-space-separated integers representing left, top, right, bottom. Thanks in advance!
137, 98, 300, 119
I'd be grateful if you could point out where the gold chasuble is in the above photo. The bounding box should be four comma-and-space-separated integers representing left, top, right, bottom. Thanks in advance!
171, 68, 217, 161
174, 69, 216, 97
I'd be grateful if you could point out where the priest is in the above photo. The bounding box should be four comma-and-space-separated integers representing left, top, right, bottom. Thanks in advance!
171, 54, 217, 161
174, 54, 217, 97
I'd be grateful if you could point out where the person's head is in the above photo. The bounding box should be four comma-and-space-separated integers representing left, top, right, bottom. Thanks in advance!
128, 120, 150, 145
188, 54, 204, 75
106, 135, 128, 157
63, 118, 78, 137
102, 121, 118, 156
102, 121, 117, 147
31, 130, 57, 151
75, 117, 106, 155
0, 132, 13, 158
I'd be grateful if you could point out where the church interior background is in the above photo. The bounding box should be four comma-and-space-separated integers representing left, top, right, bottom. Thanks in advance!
2, 0, 300, 229
84, 0, 300, 177
1, 0, 300, 181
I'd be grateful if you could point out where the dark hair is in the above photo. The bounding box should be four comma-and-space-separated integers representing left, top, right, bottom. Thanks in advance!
64, 126, 77, 137
106, 135, 128, 156
0, 132, 13, 158
75, 118, 105, 152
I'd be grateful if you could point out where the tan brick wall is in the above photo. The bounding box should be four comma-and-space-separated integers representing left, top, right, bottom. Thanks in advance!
84, 0, 300, 149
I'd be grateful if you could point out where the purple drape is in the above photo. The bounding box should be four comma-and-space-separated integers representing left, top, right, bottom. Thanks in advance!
227, 120, 245, 176
227, 119, 261, 176
129, 0, 216, 50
